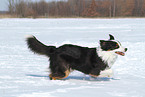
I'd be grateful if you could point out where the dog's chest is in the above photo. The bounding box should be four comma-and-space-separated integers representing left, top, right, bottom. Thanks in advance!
97, 50, 118, 68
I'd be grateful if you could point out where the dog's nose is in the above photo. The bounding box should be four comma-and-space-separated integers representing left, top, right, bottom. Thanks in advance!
125, 48, 128, 52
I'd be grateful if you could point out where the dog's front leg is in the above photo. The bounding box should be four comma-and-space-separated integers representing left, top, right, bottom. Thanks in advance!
89, 68, 113, 77
89, 68, 101, 77
98, 69, 114, 77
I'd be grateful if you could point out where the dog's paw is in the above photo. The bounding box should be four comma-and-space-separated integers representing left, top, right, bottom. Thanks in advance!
98, 69, 114, 77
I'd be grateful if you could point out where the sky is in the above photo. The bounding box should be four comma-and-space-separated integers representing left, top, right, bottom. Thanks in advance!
0, 0, 8, 11
0, 0, 67, 11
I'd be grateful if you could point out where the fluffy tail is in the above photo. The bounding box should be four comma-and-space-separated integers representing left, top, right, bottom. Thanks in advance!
26, 35, 56, 56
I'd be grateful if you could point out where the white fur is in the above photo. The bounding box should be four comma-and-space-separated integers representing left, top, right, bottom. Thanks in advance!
97, 40, 126, 77
112, 40, 126, 52
25, 35, 34, 39
97, 40, 126, 68
98, 69, 113, 77
97, 47, 117, 77
97, 47, 118, 68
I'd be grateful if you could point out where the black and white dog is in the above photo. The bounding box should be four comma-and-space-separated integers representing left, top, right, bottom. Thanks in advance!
26, 34, 127, 80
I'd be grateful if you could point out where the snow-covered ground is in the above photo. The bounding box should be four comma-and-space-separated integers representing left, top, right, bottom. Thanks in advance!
0, 18, 145, 97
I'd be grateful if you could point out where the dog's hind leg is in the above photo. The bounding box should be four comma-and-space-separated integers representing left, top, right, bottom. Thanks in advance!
49, 69, 70, 80
49, 61, 70, 80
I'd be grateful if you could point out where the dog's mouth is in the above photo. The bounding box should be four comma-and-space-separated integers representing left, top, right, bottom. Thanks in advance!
115, 51, 125, 56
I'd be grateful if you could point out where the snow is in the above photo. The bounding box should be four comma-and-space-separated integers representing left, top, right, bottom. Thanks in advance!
0, 18, 145, 97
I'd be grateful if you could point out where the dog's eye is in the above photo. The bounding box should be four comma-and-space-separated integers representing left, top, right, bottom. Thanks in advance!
116, 44, 119, 48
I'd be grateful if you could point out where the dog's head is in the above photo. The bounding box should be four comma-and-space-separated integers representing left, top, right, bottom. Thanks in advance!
100, 34, 127, 56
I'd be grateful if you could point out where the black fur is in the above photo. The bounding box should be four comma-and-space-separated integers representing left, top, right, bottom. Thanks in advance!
26, 36, 56, 56
26, 36, 108, 79
100, 40, 119, 51
109, 34, 115, 40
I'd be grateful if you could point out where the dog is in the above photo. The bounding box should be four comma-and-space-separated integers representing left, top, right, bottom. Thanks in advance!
26, 34, 127, 80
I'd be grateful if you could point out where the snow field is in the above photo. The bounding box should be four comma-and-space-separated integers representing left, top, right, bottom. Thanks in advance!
0, 18, 145, 97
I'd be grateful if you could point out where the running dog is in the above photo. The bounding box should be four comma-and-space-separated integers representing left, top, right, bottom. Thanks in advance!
26, 34, 127, 80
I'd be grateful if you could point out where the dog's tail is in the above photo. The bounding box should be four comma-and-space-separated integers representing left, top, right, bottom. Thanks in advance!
26, 35, 56, 57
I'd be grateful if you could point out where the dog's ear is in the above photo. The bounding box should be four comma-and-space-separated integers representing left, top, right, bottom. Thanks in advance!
109, 34, 115, 40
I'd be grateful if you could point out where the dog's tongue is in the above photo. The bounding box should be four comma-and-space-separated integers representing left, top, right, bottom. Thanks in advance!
115, 51, 125, 56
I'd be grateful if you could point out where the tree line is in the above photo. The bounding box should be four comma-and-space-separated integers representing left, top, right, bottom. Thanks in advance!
8, 0, 145, 18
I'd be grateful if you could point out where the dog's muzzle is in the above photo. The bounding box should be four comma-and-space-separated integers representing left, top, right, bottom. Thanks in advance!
125, 48, 128, 52
115, 48, 127, 56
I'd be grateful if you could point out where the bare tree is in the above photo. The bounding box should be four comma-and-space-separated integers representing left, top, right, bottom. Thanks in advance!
8, 0, 15, 14
82, 0, 100, 17
7, 0, 145, 18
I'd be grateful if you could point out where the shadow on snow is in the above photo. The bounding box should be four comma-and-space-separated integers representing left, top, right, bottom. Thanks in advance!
26, 74, 119, 81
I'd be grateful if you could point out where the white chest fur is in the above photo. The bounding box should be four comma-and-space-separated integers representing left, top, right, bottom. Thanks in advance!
97, 48, 118, 69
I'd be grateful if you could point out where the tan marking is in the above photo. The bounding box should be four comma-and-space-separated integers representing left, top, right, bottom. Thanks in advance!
49, 70, 70, 80
89, 74, 98, 77
63, 70, 70, 79
49, 74, 56, 80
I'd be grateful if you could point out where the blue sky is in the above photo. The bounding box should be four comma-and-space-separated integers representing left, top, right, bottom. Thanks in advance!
0, 0, 67, 11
